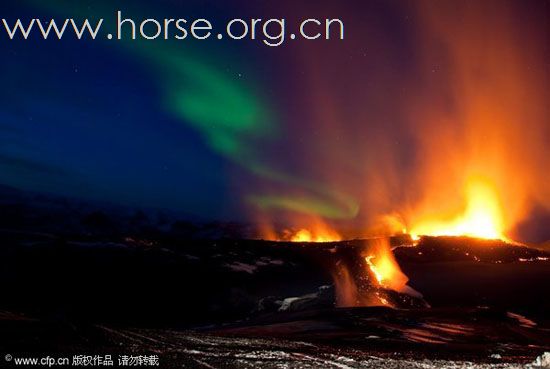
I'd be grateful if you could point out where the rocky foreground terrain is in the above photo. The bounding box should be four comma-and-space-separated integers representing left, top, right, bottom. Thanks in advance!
1, 308, 549, 368
0, 227, 549, 367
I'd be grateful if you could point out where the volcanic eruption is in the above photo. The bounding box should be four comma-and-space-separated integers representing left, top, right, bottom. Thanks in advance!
251, 0, 549, 309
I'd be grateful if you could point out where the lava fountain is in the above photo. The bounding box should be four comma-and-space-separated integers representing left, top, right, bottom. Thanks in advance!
409, 176, 510, 242
399, 1, 549, 243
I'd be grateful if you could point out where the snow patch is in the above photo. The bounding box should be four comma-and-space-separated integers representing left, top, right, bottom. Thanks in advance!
225, 262, 257, 274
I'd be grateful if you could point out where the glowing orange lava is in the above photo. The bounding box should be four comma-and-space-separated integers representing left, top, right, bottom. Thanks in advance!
364, 239, 410, 293
289, 228, 341, 242
260, 216, 342, 242
409, 177, 511, 242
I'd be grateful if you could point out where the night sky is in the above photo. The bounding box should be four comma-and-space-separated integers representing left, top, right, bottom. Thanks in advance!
0, 1, 548, 241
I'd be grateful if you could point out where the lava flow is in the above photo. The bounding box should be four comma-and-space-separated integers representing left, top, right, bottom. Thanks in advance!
363, 238, 421, 298
332, 238, 422, 308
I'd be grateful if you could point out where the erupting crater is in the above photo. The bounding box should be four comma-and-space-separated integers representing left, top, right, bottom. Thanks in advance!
407, 177, 515, 244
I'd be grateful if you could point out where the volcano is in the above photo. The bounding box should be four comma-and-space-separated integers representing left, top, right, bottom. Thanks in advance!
0, 0, 549, 367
